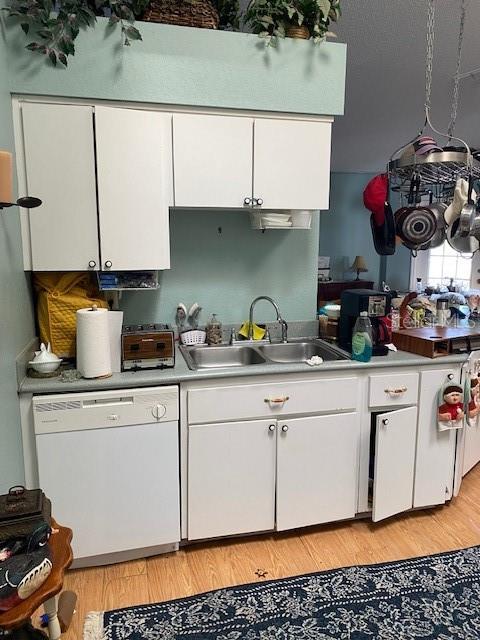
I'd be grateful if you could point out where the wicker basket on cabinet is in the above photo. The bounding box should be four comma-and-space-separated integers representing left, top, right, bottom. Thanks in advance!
141, 0, 219, 29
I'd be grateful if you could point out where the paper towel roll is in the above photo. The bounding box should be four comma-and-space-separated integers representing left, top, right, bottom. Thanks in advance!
76, 307, 112, 378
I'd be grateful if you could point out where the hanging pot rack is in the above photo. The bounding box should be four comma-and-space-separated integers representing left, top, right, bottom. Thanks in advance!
388, 0, 479, 190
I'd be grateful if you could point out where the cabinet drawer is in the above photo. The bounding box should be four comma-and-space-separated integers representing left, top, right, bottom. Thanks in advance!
369, 372, 419, 408
188, 377, 359, 424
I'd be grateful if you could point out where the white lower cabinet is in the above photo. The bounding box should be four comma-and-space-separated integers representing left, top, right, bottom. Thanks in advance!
414, 369, 458, 507
463, 418, 480, 476
188, 419, 276, 540
276, 413, 359, 531
185, 365, 462, 542
372, 406, 417, 522
187, 409, 360, 540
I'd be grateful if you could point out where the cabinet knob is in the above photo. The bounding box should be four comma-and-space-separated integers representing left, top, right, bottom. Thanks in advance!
152, 404, 167, 420
268, 424, 276, 432
104, 260, 113, 269
281, 424, 289, 433
448, 373, 454, 380
88, 260, 96, 269
382, 418, 389, 426
256, 197, 264, 206
244, 197, 252, 206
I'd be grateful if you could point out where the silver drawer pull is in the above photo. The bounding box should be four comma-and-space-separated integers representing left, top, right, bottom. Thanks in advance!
264, 396, 290, 405
384, 387, 407, 396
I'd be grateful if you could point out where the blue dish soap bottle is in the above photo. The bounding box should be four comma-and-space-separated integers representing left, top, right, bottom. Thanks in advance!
351, 311, 373, 362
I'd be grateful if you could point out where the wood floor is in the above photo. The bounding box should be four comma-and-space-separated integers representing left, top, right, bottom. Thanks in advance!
60, 464, 480, 640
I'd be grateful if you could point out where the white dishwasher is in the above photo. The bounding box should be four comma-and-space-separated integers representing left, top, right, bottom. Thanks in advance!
33, 386, 180, 565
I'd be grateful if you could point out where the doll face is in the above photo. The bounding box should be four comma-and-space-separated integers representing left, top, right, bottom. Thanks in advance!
444, 391, 462, 404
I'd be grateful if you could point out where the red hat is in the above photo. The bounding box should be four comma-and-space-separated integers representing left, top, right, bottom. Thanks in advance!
363, 174, 388, 226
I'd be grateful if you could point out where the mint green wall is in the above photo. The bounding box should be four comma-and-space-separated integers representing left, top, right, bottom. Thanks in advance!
5, 19, 346, 116
121, 211, 320, 325
0, 14, 35, 491
320, 173, 380, 286
3, 20, 346, 329
320, 173, 411, 292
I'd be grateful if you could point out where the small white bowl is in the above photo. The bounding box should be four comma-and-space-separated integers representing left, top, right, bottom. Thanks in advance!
29, 359, 62, 373
324, 304, 341, 319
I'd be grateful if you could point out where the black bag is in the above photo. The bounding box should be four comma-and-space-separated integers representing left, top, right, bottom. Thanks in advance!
0, 486, 51, 542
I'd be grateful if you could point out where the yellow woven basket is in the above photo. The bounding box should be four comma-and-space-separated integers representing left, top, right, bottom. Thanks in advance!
34, 273, 108, 358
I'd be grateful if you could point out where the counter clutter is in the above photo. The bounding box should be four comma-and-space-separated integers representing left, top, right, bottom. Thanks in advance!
17, 296, 479, 568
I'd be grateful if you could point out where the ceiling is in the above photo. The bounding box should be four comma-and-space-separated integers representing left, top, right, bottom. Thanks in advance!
331, 0, 480, 172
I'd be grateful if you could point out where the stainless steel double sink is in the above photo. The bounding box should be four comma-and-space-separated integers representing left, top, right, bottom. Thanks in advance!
180, 338, 350, 370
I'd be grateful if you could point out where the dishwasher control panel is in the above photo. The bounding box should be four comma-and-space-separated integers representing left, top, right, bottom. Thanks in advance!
33, 386, 179, 435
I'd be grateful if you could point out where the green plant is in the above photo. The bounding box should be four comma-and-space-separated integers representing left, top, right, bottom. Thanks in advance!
3, 0, 150, 66
213, 0, 241, 31
244, 0, 341, 45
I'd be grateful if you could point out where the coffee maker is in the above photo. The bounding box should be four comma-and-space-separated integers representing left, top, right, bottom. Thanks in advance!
339, 290, 392, 356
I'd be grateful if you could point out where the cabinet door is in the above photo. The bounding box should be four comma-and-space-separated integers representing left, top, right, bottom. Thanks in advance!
188, 419, 275, 540
253, 118, 331, 210
173, 114, 253, 208
414, 369, 457, 507
276, 413, 358, 532
22, 103, 99, 271
372, 406, 417, 522
463, 419, 480, 476
95, 106, 172, 271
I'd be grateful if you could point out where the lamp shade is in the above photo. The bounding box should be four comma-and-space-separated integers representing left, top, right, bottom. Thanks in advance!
349, 255, 368, 273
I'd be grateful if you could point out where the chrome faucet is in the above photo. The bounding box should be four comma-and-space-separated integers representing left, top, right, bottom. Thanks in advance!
249, 296, 288, 344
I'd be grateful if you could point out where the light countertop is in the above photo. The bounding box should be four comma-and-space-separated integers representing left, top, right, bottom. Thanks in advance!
19, 346, 469, 395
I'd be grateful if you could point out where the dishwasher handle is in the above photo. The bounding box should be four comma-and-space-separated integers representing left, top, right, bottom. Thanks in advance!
82, 397, 134, 408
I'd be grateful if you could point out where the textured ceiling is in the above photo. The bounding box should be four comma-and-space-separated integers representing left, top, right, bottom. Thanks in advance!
331, 0, 480, 172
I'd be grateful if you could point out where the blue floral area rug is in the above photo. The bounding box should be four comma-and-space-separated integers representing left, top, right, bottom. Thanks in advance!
84, 546, 480, 640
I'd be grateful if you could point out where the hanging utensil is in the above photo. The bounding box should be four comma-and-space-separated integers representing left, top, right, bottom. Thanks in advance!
395, 175, 437, 250
470, 198, 480, 242
457, 174, 476, 237
447, 217, 478, 253
419, 199, 447, 250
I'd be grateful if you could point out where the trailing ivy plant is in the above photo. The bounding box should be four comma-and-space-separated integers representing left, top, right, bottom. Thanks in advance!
3, 0, 149, 66
244, 0, 341, 46
214, 0, 241, 31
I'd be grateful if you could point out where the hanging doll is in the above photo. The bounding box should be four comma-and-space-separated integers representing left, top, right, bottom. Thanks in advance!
438, 384, 464, 430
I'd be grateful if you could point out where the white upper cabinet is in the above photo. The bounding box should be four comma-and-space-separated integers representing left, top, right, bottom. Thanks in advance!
173, 113, 332, 210
95, 107, 172, 271
22, 103, 99, 271
173, 114, 253, 208
254, 118, 332, 210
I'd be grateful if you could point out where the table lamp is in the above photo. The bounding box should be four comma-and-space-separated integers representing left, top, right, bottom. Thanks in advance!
349, 255, 368, 280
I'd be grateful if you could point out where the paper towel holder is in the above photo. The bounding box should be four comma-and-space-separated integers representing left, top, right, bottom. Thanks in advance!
0, 196, 42, 211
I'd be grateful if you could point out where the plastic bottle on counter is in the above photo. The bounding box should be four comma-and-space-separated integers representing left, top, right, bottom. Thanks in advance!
416, 278, 423, 295
206, 313, 223, 345
351, 312, 373, 363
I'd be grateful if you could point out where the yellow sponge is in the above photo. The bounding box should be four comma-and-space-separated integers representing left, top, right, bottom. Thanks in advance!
238, 322, 266, 340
